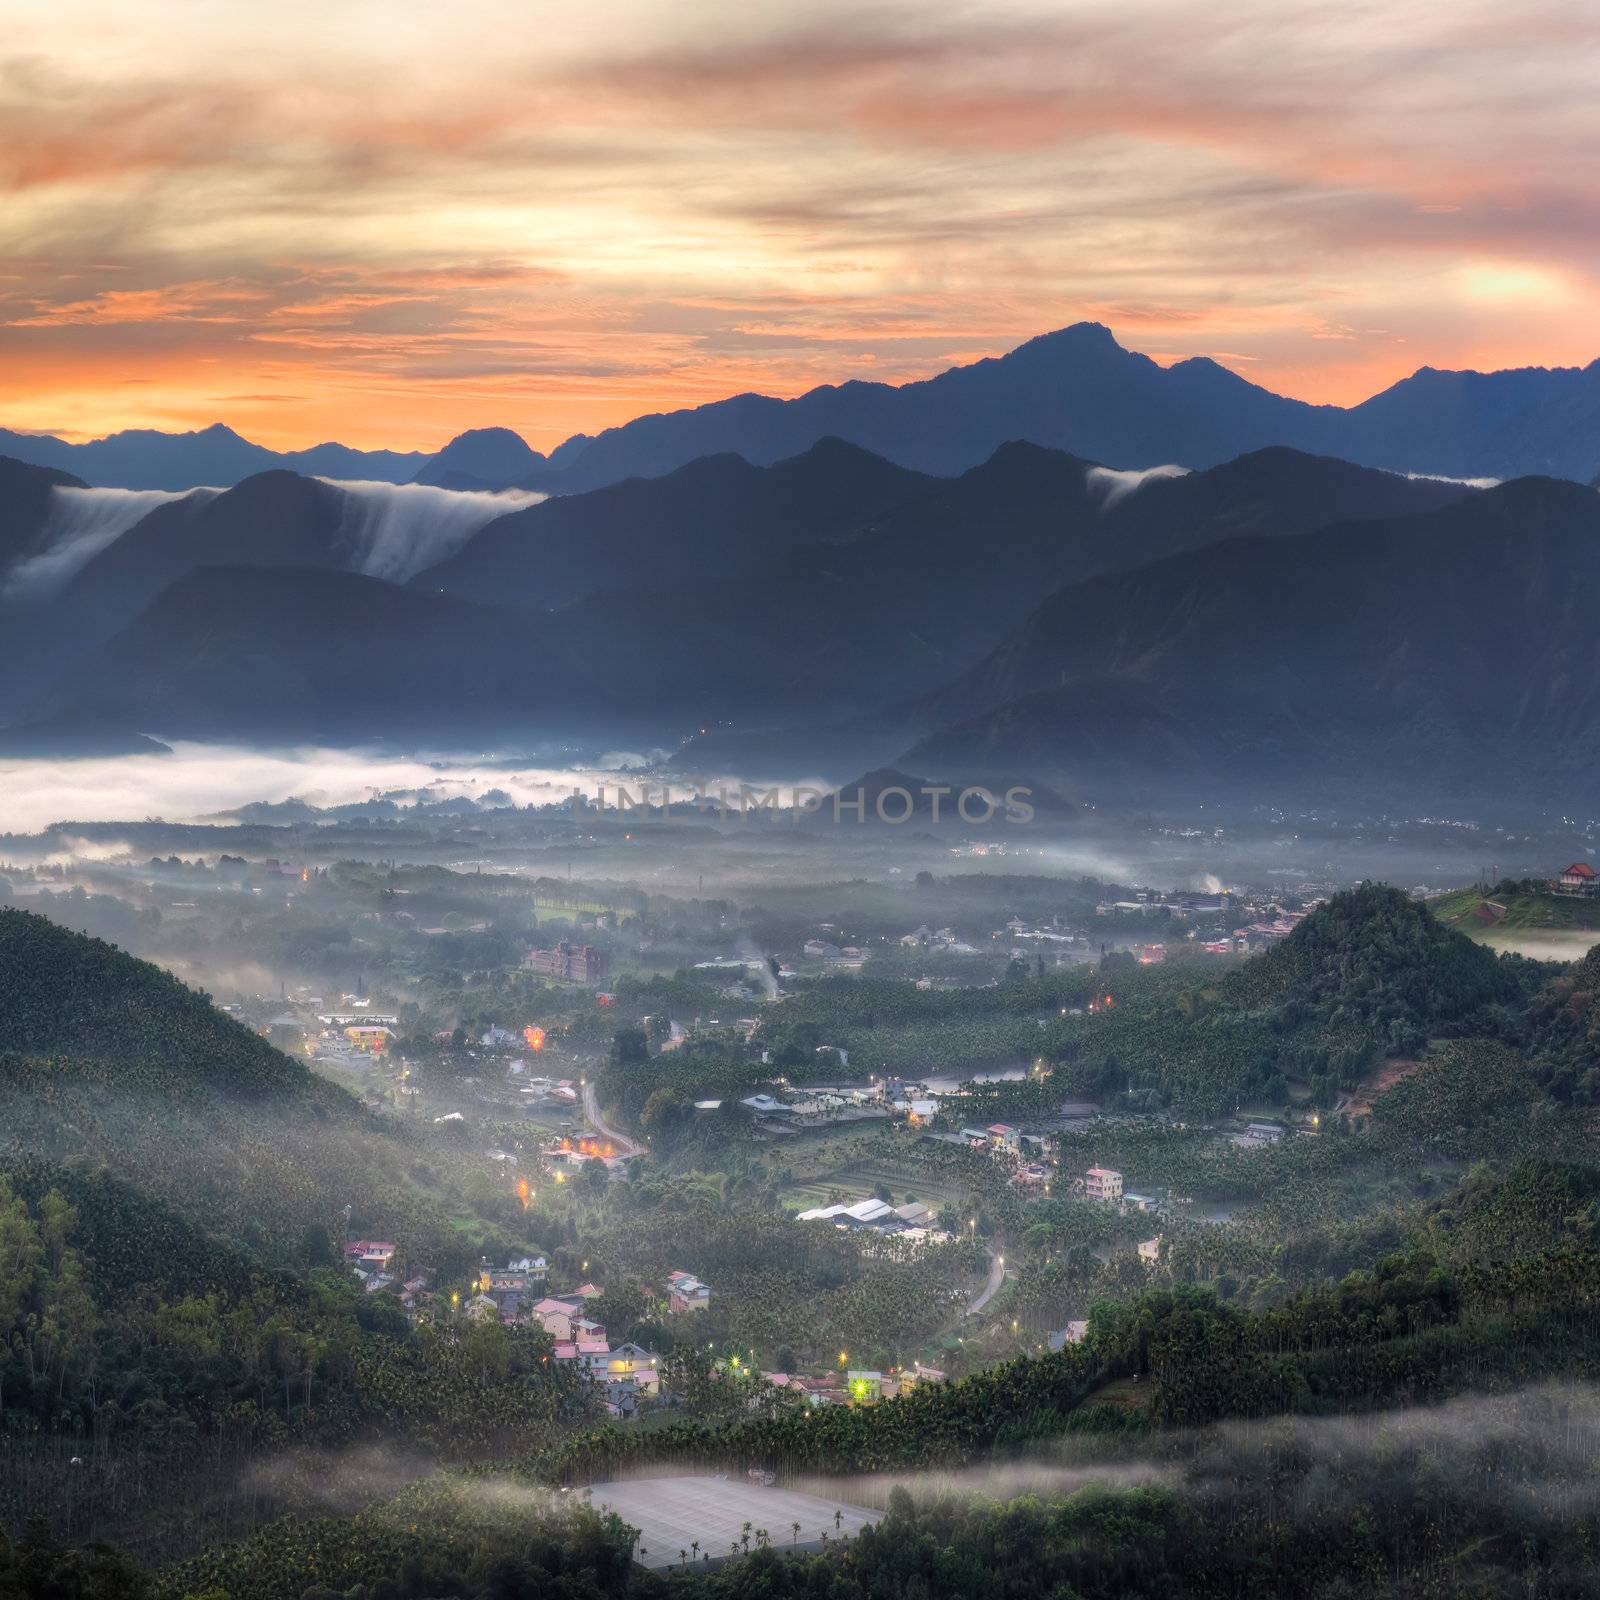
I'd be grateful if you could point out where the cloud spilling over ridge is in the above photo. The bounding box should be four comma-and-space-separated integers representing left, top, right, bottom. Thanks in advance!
1086, 463, 1190, 506
4, 485, 220, 599
320, 479, 546, 582
1401, 469, 1503, 489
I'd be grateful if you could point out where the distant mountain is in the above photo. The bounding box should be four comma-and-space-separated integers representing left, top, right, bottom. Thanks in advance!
527, 324, 1600, 492
583, 442, 1472, 724
0, 423, 427, 490
18, 326, 1600, 498
899, 475, 1600, 808
0, 468, 543, 710
22, 565, 633, 744
416, 437, 937, 610
1330, 363, 1600, 483
531, 323, 1334, 490
411, 426, 547, 489
0, 456, 83, 575
9, 441, 1493, 759
28, 471, 355, 668
1094, 446, 1467, 568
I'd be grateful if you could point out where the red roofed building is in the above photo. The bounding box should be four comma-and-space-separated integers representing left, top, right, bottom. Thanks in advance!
1556, 862, 1599, 897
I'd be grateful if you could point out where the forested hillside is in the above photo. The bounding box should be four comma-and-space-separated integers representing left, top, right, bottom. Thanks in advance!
0, 908, 320, 1096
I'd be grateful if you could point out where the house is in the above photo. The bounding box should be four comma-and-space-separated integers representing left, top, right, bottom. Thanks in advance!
1084, 1167, 1123, 1203
1048, 1320, 1089, 1351
1556, 862, 1599, 897
464, 1293, 501, 1322
477, 1256, 549, 1319
987, 1123, 1021, 1152
740, 1093, 793, 1116
1244, 1122, 1286, 1144
804, 939, 842, 958
575, 1338, 611, 1375
666, 1270, 711, 1314
1138, 1236, 1163, 1264
345, 1240, 397, 1272
601, 1341, 661, 1396
532, 1295, 583, 1339
846, 1369, 884, 1404
1122, 1192, 1161, 1213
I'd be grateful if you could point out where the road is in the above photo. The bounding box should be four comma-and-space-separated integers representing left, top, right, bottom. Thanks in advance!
966, 1247, 1008, 1316
582, 1078, 641, 1159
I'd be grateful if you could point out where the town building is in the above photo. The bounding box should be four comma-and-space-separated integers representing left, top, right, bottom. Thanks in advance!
1556, 862, 1600, 897
1084, 1166, 1123, 1203
522, 941, 611, 983
666, 1269, 711, 1314
477, 1255, 549, 1320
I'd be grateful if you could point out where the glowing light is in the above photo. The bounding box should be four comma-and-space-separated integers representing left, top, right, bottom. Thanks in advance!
523, 1025, 545, 1052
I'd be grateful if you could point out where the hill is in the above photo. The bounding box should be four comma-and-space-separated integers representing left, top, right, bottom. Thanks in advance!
900, 475, 1600, 808
0, 443, 1502, 760
412, 426, 547, 488
0, 455, 85, 578
417, 437, 936, 609
0, 908, 319, 1096
19, 564, 625, 744
1432, 884, 1600, 935
1224, 885, 1524, 1041
0, 422, 426, 490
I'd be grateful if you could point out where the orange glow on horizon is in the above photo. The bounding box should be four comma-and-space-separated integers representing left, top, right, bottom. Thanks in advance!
5, 2, 1600, 451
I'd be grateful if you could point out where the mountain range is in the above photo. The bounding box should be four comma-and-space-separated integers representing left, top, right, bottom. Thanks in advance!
0, 436, 1515, 804
0, 422, 428, 490
896, 474, 1600, 806
15, 323, 1600, 493
7, 321, 1600, 811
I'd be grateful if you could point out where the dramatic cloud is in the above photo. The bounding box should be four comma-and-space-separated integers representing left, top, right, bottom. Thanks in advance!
3, 0, 1600, 448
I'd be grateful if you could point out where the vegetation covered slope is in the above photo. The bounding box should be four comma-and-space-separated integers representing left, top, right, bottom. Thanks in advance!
0, 908, 321, 1097
1224, 883, 1525, 1050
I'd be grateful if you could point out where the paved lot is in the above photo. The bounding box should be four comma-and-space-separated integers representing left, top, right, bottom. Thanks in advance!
582, 1475, 880, 1568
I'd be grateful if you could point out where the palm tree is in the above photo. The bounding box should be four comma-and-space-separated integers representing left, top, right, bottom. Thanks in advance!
679, 1550, 688, 1569
792, 1521, 802, 1546
690, 1540, 699, 1563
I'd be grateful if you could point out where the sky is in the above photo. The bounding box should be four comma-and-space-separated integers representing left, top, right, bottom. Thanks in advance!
3, 0, 1599, 451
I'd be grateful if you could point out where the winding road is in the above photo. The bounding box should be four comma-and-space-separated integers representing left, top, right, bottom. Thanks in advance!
966, 1247, 1008, 1316
582, 1078, 642, 1159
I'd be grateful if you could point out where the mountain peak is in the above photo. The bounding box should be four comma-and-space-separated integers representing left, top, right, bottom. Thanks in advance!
413, 426, 545, 488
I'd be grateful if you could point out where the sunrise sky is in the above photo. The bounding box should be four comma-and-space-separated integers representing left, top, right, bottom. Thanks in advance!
4, 0, 1598, 451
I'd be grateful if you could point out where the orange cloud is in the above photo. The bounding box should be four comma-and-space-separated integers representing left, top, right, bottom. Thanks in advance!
3, 0, 1600, 445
